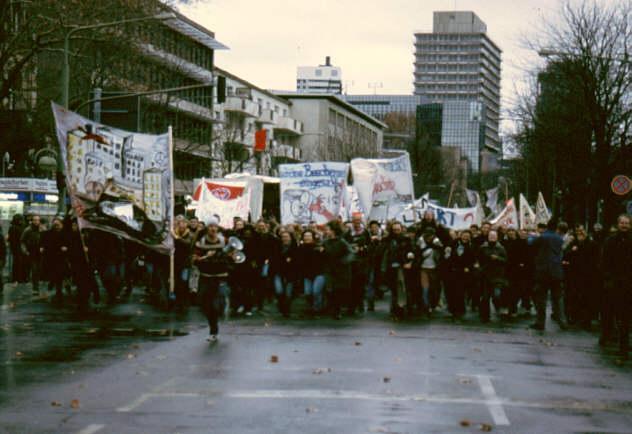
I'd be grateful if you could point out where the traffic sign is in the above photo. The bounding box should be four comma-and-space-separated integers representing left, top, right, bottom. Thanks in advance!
611, 175, 632, 196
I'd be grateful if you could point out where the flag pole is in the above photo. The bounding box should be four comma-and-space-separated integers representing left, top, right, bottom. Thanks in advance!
168, 126, 175, 296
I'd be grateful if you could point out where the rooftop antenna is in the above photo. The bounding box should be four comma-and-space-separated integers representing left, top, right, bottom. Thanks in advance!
368, 82, 383, 95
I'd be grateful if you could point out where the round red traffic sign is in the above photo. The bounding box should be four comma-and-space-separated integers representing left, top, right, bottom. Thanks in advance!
611, 175, 632, 196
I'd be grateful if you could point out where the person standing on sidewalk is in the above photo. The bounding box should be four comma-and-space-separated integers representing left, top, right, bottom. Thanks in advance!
7, 215, 26, 284
530, 220, 568, 331
20, 215, 43, 296
599, 214, 632, 359
41, 217, 68, 303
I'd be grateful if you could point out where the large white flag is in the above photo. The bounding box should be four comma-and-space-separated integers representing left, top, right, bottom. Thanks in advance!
466, 189, 479, 207
535, 192, 551, 224
279, 162, 349, 225
519, 193, 536, 230
351, 153, 415, 221
485, 187, 499, 214
194, 178, 252, 229
491, 197, 519, 228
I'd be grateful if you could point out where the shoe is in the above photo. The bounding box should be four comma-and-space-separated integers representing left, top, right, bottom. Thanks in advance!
207, 334, 218, 342
529, 323, 545, 331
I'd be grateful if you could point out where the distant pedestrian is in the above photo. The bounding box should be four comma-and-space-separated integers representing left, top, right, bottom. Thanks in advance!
21, 215, 43, 296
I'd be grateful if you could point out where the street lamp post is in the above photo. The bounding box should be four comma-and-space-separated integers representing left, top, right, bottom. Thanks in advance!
57, 11, 175, 215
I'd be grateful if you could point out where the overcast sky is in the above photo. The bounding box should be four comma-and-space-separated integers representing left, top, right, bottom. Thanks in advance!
180, 0, 564, 134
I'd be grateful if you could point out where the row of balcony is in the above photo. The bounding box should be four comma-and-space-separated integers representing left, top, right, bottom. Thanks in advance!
222, 96, 303, 135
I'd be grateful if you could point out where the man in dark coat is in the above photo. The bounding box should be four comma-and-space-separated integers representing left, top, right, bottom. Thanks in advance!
530, 220, 568, 331
478, 230, 508, 322
344, 215, 371, 314
599, 214, 632, 359
21, 215, 43, 295
41, 217, 68, 302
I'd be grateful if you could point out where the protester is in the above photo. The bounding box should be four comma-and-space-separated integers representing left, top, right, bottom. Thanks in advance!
270, 229, 298, 317
530, 221, 568, 331
41, 217, 68, 302
21, 215, 43, 296
344, 215, 371, 314
297, 229, 326, 315
599, 214, 632, 359
193, 220, 232, 342
173, 218, 194, 310
322, 220, 353, 320
8, 214, 26, 284
382, 221, 414, 319
478, 230, 508, 322
445, 229, 475, 320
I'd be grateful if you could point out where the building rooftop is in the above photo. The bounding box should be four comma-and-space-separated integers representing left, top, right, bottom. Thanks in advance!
274, 92, 388, 130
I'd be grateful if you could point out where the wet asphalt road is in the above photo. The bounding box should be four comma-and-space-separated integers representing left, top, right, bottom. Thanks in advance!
1, 282, 632, 434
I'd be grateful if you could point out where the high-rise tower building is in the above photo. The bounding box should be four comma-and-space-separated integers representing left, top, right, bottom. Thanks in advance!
297, 56, 342, 94
413, 11, 501, 171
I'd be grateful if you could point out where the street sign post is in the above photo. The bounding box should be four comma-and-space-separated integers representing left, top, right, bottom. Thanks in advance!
611, 175, 632, 196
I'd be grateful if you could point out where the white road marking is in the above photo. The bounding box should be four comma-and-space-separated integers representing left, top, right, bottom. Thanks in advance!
476, 375, 510, 426
76, 424, 105, 434
116, 393, 202, 412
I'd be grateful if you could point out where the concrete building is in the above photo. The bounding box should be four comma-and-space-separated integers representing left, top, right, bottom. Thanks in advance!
274, 93, 386, 162
212, 67, 303, 177
413, 11, 502, 160
296, 57, 342, 95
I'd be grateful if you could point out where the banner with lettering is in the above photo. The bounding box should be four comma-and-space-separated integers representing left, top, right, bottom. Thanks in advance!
490, 197, 519, 228
52, 102, 173, 254
519, 193, 536, 230
194, 178, 253, 228
396, 194, 483, 229
351, 153, 415, 221
279, 162, 349, 225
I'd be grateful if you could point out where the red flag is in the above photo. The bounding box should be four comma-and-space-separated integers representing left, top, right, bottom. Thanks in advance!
254, 129, 267, 152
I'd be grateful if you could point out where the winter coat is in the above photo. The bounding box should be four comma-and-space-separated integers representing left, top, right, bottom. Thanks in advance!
601, 231, 632, 284
296, 243, 325, 279
478, 241, 508, 287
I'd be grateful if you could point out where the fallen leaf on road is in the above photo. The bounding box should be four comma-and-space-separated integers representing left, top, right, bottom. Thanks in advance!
15, 351, 23, 357
51, 401, 62, 407
458, 378, 472, 385
460, 419, 471, 427
394, 357, 401, 363
127, 353, 136, 359
8, 303, 15, 309
472, 348, 482, 352
269, 355, 279, 363
264, 322, 271, 328
388, 330, 396, 336
354, 341, 362, 346
305, 406, 318, 413
313, 368, 325, 375
479, 423, 493, 432
156, 355, 167, 360
131, 344, 140, 350
70, 399, 80, 409
369, 428, 387, 433
383, 376, 391, 383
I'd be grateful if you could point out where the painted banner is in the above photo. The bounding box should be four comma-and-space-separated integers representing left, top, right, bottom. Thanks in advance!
535, 192, 551, 224
279, 162, 348, 225
490, 197, 518, 228
350, 153, 415, 221
519, 193, 536, 230
341, 185, 365, 220
194, 178, 252, 228
396, 194, 483, 229
52, 102, 173, 254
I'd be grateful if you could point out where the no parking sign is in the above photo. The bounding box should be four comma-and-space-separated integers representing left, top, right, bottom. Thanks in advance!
611, 175, 632, 196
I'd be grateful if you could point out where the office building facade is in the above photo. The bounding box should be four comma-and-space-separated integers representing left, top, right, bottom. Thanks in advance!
413, 11, 502, 161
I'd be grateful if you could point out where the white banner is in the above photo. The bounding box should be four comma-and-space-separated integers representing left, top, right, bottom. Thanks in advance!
194, 178, 252, 229
396, 194, 483, 229
519, 193, 536, 230
279, 162, 349, 225
52, 103, 173, 254
491, 197, 518, 228
195, 175, 264, 222
351, 153, 415, 221
536, 191, 551, 224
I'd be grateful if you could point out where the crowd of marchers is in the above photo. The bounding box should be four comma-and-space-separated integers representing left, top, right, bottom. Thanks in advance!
0, 211, 630, 357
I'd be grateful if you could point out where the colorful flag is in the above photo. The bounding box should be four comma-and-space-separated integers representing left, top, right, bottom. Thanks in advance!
519, 193, 536, 229
535, 191, 551, 224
